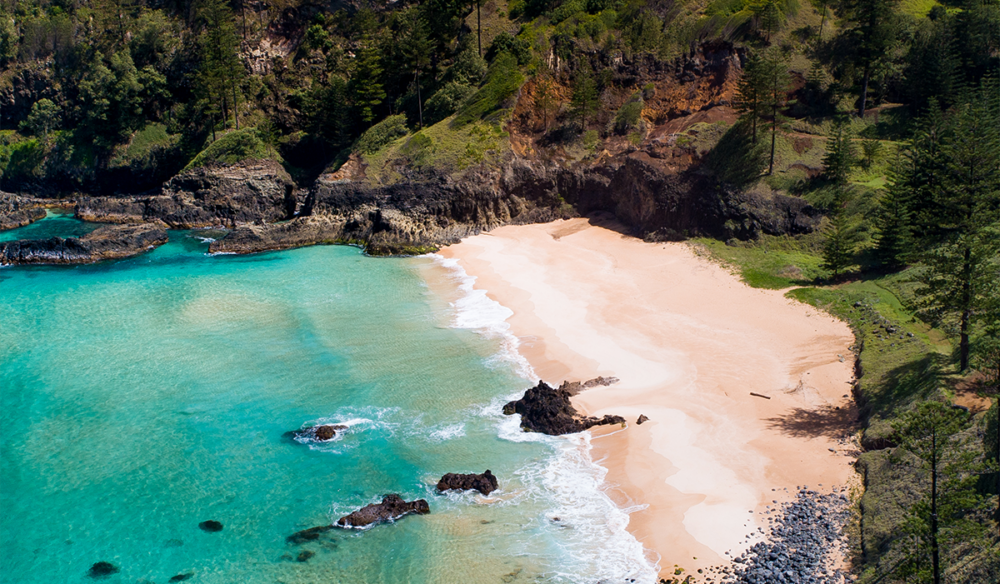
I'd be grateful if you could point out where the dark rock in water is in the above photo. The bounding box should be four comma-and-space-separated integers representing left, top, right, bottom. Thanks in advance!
336, 494, 430, 528
199, 520, 223, 532
503, 381, 626, 435
296, 550, 315, 562
164, 539, 184, 548
436, 470, 499, 496
293, 424, 348, 442
637, 414, 649, 425
286, 525, 334, 545
169, 573, 193, 582
0, 223, 168, 265
87, 561, 119, 578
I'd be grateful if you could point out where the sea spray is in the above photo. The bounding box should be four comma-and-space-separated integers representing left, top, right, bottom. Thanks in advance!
432, 253, 660, 582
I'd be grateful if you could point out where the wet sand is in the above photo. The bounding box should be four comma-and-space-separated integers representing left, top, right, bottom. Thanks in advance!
440, 218, 857, 579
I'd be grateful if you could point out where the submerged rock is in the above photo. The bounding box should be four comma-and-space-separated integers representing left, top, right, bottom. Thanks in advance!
436, 470, 499, 496
336, 494, 430, 528
286, 525, 334, 545
168, 573, 193, 582
87, 561, 119, 578
503, 381, 626, 435
198, 520, 223, 532
296, 550, 315, 562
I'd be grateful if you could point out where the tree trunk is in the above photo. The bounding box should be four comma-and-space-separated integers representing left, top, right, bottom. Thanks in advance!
860, 65, 871, 118
931, 428, 940, 584
959, 245, 972, 371
819, 6, 827, 38
232, 80, 240, 130
416, 71, 423, 128
769, 104, 777, 174
241, 0, 247, 39
751, 104, 758, 144
477, 1, 482, 57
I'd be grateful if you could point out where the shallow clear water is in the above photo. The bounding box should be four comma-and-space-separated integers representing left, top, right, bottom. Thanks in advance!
0, 218, 655, 583
0, 209, 99, 242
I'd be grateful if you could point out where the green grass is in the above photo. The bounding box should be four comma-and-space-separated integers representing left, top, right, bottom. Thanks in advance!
109, 123, 179, 168
361, 115, 511, 185
898, 0, 940, 18
185, 128, 280, 170
690, 234, 828, 289
451, 52, 524, 128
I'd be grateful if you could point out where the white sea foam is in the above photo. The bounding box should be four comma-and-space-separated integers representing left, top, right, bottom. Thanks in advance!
427, 254, 536, 382
433, 254, 659, 582
428, 422, 466, 442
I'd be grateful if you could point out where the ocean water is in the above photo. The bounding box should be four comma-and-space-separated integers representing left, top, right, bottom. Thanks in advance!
0, 217, 655, 583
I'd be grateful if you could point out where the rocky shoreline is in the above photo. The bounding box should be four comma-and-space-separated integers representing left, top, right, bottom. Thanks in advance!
1, 147, 821, 265
0, 222, 168, 265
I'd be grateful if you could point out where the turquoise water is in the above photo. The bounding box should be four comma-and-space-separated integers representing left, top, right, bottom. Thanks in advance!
0, 218, 655, 583
0, 209, 99, 241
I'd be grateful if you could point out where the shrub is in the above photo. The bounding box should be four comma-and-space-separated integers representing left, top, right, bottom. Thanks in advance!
551, 0, 585, 24
185, 128, 280, 169
354, 115, 410, 155
452, 53, 525, 128
485, 32, 532, 65
425, 82, 476, 125
614, 99, 644, 134
399, 132, 434, 166
1, 139, 45, 183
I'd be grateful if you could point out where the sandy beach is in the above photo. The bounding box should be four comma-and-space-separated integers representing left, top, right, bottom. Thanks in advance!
439, 217, 857, 579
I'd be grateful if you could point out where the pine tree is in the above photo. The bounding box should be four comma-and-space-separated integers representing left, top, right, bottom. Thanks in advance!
839, 0, 901, 117
733, 51, 768, 144
197, 0, 244, 131
351, 35, 387, 125
402, 17, 433, 127
915, 89, 1000, 371
823, 116, 855, 183
763, 49, 791, 175
821, 207, 860, 279
534, 74, 555, 132
892, 402, 992, 584
570, 63, 599, 130
874, 161, 913, 269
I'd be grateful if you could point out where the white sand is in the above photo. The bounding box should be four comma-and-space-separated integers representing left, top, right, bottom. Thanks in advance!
439, 218, 857, 579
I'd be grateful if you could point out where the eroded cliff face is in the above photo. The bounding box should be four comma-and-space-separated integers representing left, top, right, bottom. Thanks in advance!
1, 41, 822, 259
76, 159, 296, 229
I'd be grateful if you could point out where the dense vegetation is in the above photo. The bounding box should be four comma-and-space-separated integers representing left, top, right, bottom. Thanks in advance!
1, 0, 998, 581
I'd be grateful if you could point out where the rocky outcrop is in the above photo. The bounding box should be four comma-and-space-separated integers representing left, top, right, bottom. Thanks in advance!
436, 470, 499, 496
294, 424, 347, 442
637, 414, 649, 425
503, 381, 626, 435
0, 223, 168, 265
0, 192, 47, 231
76, 159, 297, 229
335, 494, 430, 528
556, 376, 620, 396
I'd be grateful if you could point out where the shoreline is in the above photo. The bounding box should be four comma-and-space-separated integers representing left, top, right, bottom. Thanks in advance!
439, 218, 858, 580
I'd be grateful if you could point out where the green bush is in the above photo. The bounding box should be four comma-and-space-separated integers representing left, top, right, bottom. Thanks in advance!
185, 128, 280, 169
485, 32, 531, 66
399, 132, 434, 166
354, 115, 410, 155
452, 53, 524, 128
614, 99, 644, 134
1, 139, 45, 182
425, 82, 476, 125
